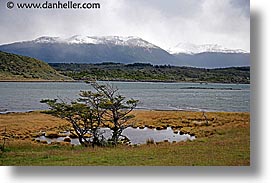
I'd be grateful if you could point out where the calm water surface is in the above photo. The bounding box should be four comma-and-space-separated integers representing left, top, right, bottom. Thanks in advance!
0, 81, 250, 113
36, 127, 195, 145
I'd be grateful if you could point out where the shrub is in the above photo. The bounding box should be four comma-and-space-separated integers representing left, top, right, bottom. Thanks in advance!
146, 138, 155, 145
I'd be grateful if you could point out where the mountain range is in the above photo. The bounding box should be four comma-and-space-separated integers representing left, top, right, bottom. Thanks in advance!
0, 36, 250, 68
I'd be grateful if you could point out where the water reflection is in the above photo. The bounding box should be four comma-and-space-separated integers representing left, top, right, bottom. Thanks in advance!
35, 127, 195, 145
123, 127, 195, 144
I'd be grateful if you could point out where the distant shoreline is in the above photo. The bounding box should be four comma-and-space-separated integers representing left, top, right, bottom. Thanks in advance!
0, 108, 250, 115
0, 79, 77, 83
0, 79, 250, 85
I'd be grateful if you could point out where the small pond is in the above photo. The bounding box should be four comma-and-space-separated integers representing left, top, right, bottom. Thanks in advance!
35, 127, 195, 145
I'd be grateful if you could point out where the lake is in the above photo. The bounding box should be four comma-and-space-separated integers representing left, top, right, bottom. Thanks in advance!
0, 81, 250, 113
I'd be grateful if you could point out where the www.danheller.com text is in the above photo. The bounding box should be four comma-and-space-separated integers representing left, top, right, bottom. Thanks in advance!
6, 1, 101, 10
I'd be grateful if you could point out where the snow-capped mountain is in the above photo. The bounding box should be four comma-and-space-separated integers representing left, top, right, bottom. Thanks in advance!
170, 43, 250, 68
168, 43, 249, 55
0, 36, 173, 65
0, 36, 250, 68
32, 35, 158, 49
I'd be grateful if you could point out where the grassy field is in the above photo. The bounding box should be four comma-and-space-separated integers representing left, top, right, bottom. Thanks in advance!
0, 110, 250, 166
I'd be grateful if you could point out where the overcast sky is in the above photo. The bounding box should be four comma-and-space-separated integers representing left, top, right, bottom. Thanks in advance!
0, 0, 250, 51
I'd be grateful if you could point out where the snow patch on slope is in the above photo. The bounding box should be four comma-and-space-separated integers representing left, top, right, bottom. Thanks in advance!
33, 35, 158, 49
168, 43, 249, 55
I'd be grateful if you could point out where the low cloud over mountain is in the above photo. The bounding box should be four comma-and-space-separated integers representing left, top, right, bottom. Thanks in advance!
0, 36, 250, 68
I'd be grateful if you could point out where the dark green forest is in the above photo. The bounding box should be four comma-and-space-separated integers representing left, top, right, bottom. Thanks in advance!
50, 62, 250, 84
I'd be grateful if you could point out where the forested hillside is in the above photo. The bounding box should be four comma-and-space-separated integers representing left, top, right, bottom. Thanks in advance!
50, 63, 250, 84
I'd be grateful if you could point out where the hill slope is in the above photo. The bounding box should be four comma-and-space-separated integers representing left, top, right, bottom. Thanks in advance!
0, 51, 70, 81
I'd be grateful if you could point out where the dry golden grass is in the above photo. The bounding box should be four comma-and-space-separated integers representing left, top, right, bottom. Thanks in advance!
0, 111, 69, 141
0, 110, 249, 141
130, 110, 250, 137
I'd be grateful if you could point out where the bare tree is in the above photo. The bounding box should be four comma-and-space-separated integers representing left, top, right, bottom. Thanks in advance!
0, 127, 7, 152
90, 82, 138, 145
202, 111, 209, 126
41, 81, 138, 147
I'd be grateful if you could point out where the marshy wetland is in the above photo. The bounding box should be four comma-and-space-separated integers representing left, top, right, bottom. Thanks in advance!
0, 110, 250, 165
34, 127, 196, 145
